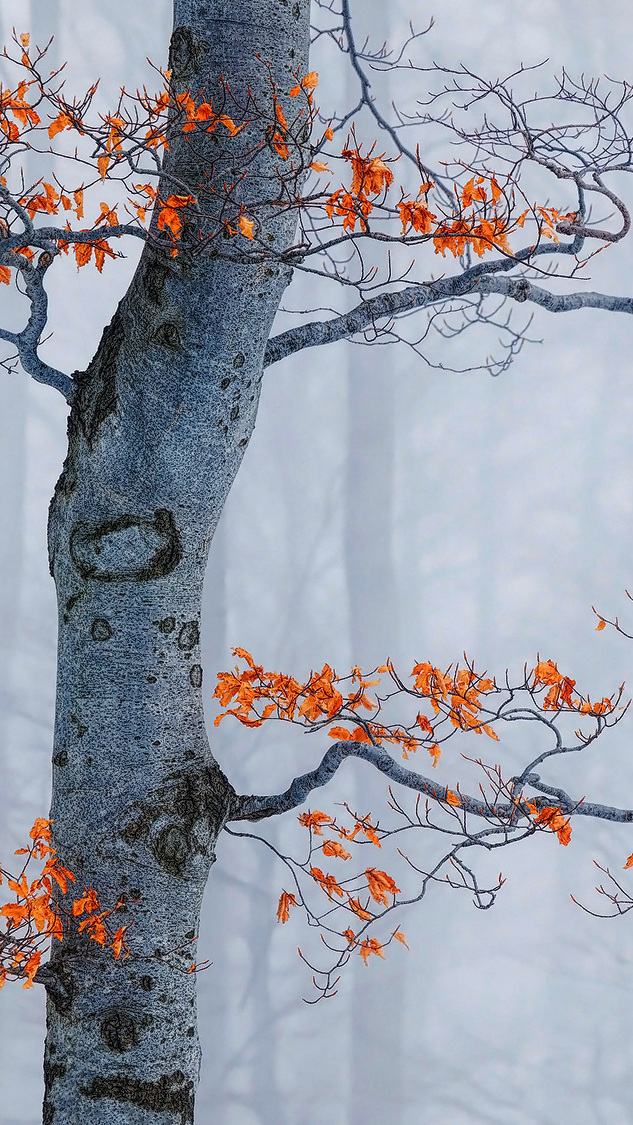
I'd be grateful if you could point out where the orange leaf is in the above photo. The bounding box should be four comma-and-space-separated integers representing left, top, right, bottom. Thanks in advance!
365, 868, 400, 906
46, 862, 75, 893
490, 176, 503, 204
341, 817, 381, 847
219, 114, 242, 136
310, 161, 330, 172
0, 266, 10, 285
347, 896, 371, 920
22, 950, 41, 989
416, 713, 433, 735
29, 894, 57, 934
93, 239, 117, 273
534, 806, 572, 845
310, 867, 344, 900
398, 199, 436, 235
445, 789, 461, 807
461, 175, 487, 208
272, 133, 289, 160
95, 201, 118, 227
74, 242, 92, 268
71, 887, 100, 916
624, 854, 633, 870
111, 927, 127, 960
7, 873, 28, 896
359, 937, 385, 965
157, 193, 195, 237
596, 619, 606, 631
97, 155, 110, 181
194, 101, 215, 122
428, 744, 441, 767
302, 72, 319, 90
328, 726, 353, 740
48, 112, 73, 140
392, 929, 409, 949
238, 214, 255, 240
0, 902, 29, 925
276, 890, 296, 923
342, 148, 394, 195
534, 659, 562, 686
297, 810, 331, 836
322, 840, 351, 861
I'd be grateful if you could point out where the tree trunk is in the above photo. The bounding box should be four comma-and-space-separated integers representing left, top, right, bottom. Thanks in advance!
41, 2, 310, 1121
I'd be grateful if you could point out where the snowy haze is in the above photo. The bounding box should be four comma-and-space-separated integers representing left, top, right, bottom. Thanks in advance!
2, 1, 633, 1123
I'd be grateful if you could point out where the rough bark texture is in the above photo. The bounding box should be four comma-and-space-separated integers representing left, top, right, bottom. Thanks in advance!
42, 2, 310, 1121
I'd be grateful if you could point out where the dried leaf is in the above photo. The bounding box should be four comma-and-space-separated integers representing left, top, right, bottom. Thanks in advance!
322, 839, 351, 861
310, 867, 344, 900
365, 868, 400, 906
297, 811, 331, 835
238, 214, 255, 240
347, 896, 371, 920
359, 937, 385, 964
276, 891, 296, 923
392, 929, 409, 949
48, 112, 73, 140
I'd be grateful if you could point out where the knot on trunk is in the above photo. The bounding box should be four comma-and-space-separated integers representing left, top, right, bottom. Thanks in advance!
70, 509, 182, 581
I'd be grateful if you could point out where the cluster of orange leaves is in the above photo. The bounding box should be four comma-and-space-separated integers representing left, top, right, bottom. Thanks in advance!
215, 649, 624, 882
0, 35, 580, 280
532, 659, 615, 715
323, 155, 575, 256
276, 809, 407, 965
0, 33, 258, 279
275, 797, 573, 969
213, 648, 508, 768
214, 650, 617, 778
0, 818, 128, 990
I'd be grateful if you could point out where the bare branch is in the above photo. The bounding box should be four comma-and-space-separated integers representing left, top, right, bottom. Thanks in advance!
265, 272, 633, 367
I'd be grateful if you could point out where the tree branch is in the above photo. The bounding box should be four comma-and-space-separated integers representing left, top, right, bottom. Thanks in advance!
229, 739, 633, 826
0, 258, 75, 399
265, 271, 633, 367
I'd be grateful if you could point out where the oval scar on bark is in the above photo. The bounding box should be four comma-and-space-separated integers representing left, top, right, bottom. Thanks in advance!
156, 616, 176, 634
151, 824, 190, 875
91, 617, 113, 641
100, 1009, 139, 1052
178, 621, 199, 650
70, 510, 182, 581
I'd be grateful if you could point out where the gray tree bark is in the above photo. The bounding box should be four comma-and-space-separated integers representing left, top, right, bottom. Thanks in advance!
41, 2, 310, 1121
